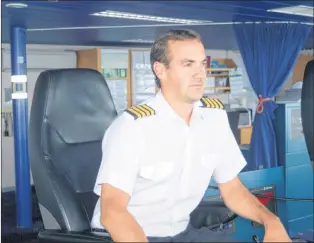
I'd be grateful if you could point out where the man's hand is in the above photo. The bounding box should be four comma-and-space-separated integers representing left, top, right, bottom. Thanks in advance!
263, 219, 292, 242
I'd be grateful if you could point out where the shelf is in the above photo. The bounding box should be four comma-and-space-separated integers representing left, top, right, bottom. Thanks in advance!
205, 87, 230, 91
207, 73, 230, 77
105, 77, 128, 80
208, 58, 236, 71
207, 68, 231, 72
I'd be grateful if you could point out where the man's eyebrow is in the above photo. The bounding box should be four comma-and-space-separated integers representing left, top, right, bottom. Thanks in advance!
181, 58, 207, 64
181, 59, 195, 64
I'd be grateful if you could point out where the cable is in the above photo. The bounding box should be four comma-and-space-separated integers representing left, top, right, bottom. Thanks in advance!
255, 195, 314, 202
253, 235, 261, 243
207, 186, 314, 202
207, 213, 239, 230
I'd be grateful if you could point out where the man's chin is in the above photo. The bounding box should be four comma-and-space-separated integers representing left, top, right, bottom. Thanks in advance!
193, 88, 204, 96
187, 92, 204, 102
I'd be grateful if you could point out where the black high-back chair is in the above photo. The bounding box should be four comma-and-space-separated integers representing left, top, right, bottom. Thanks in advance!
301, 59, 314, 168
29, 69, 117, 242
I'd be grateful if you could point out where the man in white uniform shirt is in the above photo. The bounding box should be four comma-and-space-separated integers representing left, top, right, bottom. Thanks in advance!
91, 30, 291, 242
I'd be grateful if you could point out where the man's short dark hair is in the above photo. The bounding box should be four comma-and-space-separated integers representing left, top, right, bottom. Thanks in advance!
150, 29, 201, 88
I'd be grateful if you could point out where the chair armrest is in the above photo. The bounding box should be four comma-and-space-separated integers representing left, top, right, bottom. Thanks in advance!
190, 200, 236, 229
38, 229, 113, 243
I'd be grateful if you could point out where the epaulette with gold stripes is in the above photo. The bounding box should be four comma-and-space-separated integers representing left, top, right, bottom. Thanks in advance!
125, 104, 156, 120
200, 97, 225, 109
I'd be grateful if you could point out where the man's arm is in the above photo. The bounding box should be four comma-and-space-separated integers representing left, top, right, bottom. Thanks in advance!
101, 184, 148, 242
212, 111, 291, 241
93, 115, 147, 242
217, 176, 278, 226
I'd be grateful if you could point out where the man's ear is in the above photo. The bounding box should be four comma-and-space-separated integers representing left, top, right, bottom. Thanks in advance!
153, 62, 166, 81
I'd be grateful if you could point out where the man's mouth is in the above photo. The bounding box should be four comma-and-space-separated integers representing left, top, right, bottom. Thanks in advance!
190, 83, 203, 87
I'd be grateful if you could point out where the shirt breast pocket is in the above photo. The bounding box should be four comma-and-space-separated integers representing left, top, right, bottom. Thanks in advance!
139, 161, 175, 182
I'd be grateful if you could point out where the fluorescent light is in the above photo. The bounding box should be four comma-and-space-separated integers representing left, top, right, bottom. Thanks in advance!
121, 39, 154, 43
267, 5, 314, 17
90, 10, 212, 24
5, 3, 28, 8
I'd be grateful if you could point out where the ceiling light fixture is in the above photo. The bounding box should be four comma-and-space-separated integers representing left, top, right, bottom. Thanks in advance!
267, 5, 314, 17
90, 10, 211, 24
121, 39, 154, 43
5, 2, 28, 8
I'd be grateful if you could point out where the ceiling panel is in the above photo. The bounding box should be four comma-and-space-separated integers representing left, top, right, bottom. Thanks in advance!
1, 1, 313, 49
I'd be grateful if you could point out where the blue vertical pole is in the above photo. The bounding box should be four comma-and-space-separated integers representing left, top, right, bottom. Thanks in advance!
10, 26, 32, 228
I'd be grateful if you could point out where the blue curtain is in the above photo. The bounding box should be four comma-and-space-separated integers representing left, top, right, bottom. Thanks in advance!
233, 23, 312, 170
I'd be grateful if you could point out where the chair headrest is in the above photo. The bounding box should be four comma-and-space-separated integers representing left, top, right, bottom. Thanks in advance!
34, 68, 117, 144
301, 59, 314, 162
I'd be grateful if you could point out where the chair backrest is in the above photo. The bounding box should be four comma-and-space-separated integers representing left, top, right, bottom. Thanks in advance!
29, 68, 118, 231
301, 59, 314, 164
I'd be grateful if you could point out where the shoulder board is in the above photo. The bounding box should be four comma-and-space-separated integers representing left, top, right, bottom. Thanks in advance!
200, 97, 224, 109
125, 104, 156, 120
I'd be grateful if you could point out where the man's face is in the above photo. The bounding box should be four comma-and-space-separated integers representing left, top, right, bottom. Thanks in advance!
157, 39, 207, 103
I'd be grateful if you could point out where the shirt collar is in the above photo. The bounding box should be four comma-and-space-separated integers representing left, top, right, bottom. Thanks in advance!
154, 91, 204, 121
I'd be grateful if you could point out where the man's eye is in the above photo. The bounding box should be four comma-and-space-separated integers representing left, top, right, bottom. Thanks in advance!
184, 63, 192, 67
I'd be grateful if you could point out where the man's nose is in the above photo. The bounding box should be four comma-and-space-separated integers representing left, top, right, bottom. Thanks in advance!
194, 65, 206, 78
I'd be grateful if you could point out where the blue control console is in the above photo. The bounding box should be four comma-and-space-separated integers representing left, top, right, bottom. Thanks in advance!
275, 102, 313, 237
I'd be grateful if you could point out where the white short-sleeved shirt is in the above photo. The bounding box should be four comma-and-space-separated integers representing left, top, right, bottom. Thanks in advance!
91, 91, 247, 237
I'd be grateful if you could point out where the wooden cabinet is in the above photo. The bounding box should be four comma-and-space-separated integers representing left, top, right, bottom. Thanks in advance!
77, 48, 101, 72
240, 126, 252, 145
292, 55, 313, 84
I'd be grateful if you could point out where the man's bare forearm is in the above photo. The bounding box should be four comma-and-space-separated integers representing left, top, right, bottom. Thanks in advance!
102, 206, 148, 242
219, 179, 279, 226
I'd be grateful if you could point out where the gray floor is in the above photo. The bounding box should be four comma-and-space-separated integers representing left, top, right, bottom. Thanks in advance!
2, 187, 43, 243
